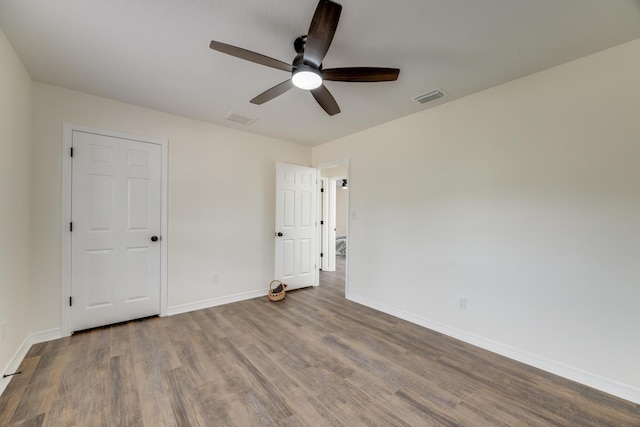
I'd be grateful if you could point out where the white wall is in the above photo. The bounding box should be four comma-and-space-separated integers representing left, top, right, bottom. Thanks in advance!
0, 27, 32, 380
313, 39, 640, 401
30, 83, 311, 332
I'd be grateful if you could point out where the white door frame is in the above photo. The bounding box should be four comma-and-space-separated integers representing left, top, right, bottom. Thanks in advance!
61, 123, 169, 336
315, 158, 350, 295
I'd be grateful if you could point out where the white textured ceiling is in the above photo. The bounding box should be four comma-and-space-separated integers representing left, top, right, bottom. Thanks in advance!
1, 0, 639, 146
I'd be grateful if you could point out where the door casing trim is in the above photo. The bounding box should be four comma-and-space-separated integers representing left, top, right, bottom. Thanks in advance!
61, 123, 169, 336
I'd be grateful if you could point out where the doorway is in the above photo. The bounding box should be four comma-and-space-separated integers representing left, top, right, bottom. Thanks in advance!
317, 160, 349, 295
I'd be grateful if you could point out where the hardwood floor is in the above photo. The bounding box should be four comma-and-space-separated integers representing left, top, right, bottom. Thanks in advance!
1, 256, 638, 426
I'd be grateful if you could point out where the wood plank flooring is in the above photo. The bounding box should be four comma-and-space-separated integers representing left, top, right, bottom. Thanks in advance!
1, 256, 639, 426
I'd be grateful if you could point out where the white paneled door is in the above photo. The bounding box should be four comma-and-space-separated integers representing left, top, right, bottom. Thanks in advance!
71, 131, 162, 331
275, 163, 317, 290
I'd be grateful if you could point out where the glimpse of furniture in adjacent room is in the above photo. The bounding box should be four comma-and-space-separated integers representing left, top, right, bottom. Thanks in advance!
336, 234, 347, 257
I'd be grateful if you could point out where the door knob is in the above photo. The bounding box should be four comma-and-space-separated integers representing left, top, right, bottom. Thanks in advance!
276, 232, 283, 237
151, 236, 159, 242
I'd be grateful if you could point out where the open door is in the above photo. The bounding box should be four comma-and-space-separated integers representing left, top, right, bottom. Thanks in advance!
275, 163, 317, 290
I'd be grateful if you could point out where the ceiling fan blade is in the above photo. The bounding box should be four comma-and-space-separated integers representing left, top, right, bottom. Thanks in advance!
210, 40, 293, 72
323, 67, 400, 82
311, 85, 340, 116
304, 0, 342, 68
250, 80, 295, 105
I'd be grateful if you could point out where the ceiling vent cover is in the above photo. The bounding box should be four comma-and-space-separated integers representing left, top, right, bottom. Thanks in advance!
223, 111, 257, 126
413, 89, 446, 105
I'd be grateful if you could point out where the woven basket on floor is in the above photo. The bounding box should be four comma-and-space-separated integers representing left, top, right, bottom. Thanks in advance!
268, 280, 287, 301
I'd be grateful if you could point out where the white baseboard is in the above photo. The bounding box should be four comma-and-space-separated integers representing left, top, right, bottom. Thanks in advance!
167, 289, 268, 316
0, 328, 63, 396
29, 328, 64, 345
347, 292, 640, 405
0, 336, 31, 396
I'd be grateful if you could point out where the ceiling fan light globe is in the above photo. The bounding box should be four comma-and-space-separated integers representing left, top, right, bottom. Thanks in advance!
292, 69, 322, 90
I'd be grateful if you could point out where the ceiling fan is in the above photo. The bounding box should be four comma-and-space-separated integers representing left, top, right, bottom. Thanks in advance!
209, 0, 400, 116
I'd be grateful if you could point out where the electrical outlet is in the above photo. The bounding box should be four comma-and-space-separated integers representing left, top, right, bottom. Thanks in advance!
458, 297, 467, 310
211, 273, 219, 284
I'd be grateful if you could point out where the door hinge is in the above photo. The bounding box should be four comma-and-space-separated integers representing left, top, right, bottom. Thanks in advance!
320, 252, 324, 258
69, 222, 73, 232
321, 188, 324, 193
69, 296, 73, 307
70, 147, 74, 157
320, 220, 324, 225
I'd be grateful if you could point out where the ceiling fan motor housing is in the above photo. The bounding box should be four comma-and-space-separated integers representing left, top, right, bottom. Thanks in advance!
292, 36, 324, 90
293, 36, 320, 69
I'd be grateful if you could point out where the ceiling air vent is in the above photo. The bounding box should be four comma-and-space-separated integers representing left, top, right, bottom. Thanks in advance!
413, 89, 446, 105
223, 111, 257, 126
